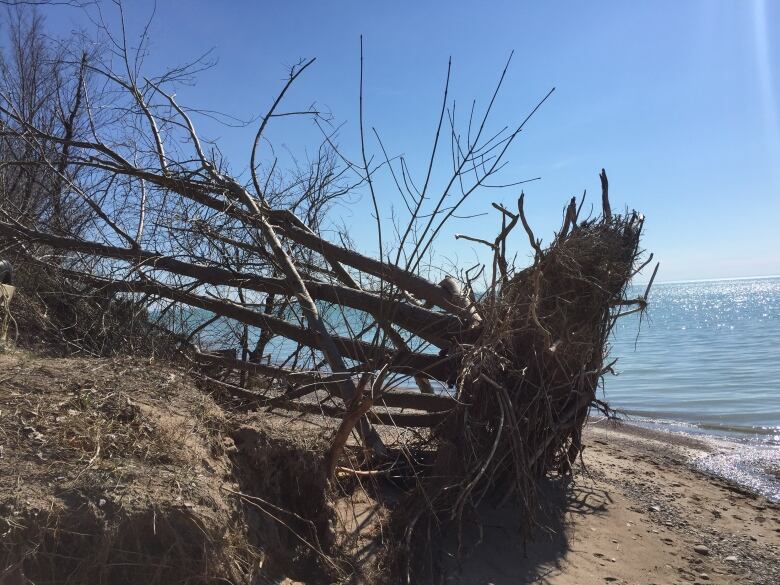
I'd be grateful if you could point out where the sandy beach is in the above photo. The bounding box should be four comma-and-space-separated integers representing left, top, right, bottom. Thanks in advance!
0, 351, 778, 584
443, 422, 780, 585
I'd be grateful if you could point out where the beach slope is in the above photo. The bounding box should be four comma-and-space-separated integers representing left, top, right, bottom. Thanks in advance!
444, 424, 779, 585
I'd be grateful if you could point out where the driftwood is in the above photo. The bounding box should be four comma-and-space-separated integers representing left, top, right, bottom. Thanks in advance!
0, 19, 655, 576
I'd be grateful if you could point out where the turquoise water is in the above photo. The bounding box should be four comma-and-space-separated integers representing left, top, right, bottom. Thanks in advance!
607, 276, 780, 444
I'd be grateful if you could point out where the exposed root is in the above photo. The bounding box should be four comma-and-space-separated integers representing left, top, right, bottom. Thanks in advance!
389, 210, 648, 580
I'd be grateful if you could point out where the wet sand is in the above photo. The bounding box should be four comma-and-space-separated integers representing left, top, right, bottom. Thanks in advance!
441, 422, 780, 585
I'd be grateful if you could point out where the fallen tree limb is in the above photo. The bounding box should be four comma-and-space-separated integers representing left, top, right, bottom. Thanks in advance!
190, 350, 458, 412
56, 269, 459, 383
268, 398, 450, 428
326, 376, 373, 481
0, 222, 463, 347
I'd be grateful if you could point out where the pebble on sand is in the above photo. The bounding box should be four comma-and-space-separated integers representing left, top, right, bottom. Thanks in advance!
693, 544, 709, 555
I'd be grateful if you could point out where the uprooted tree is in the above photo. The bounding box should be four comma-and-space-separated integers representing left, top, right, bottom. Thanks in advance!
0, 8, 657, 576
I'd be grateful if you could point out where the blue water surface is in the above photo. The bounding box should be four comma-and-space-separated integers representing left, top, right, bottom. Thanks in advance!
607, 276, 780, 442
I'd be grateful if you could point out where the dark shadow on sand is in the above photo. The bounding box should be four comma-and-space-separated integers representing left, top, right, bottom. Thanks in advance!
429, 478, 612, 584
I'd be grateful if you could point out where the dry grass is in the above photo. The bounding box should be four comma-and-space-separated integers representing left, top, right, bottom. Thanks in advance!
0, 349, 260, 584
3, 257, 179, 358
0, 348, 393, 584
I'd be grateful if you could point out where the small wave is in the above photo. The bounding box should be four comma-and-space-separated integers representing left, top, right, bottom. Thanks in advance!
616, 410, 780, 444
693, 447, 780, 504
608, 413, 780, 503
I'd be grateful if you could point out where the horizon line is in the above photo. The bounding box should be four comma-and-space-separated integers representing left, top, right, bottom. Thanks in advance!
635, 274, 780, 286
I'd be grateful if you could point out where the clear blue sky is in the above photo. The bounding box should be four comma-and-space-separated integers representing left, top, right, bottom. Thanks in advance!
37, 0, 780, 282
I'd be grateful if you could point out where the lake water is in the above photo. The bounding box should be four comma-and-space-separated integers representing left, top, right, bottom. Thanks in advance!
608, 276, 780, 441
607, 276, 780, 501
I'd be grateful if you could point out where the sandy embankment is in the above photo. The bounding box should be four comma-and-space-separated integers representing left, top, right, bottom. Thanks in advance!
446, 422, 779, 585
2, 349, 778, 584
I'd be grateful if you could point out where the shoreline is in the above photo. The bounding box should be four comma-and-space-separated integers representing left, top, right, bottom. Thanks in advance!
445, 418, 780, 585
2, 349, 778, 584
590, 417, 780, 504
606, 411, 780, 442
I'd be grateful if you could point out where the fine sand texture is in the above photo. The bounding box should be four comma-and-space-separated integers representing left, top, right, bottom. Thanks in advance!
440, 422, 779, 585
